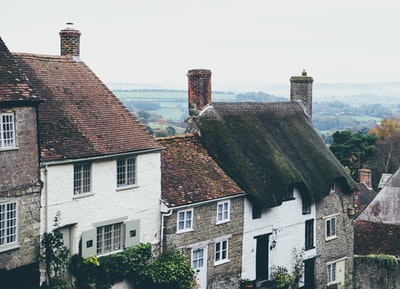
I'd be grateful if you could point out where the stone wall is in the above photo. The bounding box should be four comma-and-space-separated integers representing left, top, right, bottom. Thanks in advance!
0, 106, 40, 191
315, 180, 354, 289
164, 196, 244, 289
0, 106, 41, 286
353, 255, 400, 289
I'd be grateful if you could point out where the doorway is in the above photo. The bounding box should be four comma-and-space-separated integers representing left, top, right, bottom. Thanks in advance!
192, 246, 208, 289
255, 234, 270, 280
303, 258, 315, 289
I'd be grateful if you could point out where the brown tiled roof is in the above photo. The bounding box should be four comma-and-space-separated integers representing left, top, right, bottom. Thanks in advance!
158, 134, 243, 207
193, 102, 357, 208
13, 53, 162, 162
354, 221, 400, 256
354, 183, 377, 217
0, 38, 39, 104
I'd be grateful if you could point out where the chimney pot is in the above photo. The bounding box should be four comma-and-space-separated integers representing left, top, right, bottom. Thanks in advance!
290, 70, 313, 121
187, 69, 212, 116
359, 167, 372, 188
60, 24, 81, 57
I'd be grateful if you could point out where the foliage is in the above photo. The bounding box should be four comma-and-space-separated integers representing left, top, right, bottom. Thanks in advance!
39, 278, 76, 289
369, 117, 400, 174
270, 248, 305, 289
271, 266, 291, 288
329, 130, 376, 181
70, 244, 195, 289
136, 250, 196, 289
359, 254, 399, 268
40, 212, 72, 288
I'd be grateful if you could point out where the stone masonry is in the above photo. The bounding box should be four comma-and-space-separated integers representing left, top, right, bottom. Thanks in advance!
164, 196, 244, 289
315, 180, 354, 289
0, 106, 42, 272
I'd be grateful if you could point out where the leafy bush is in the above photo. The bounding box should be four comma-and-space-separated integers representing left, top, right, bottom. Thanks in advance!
70, 244, 195, 289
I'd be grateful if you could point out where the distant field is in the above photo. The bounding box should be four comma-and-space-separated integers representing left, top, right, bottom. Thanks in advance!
114, 90, 236, 122
114, 90, 236, 101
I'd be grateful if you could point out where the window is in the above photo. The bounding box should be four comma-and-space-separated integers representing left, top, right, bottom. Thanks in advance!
0, 201, 18, 248
96, 222, 123, 255
325, 216, 337, 240
302, 201, 311, 214
327, 262, 336, 284
117, 157, 136, 188
216, 200, 230, 224
215, 239, 229, 265
0, 113, 15, 148
252, 205, 262, 219
283, 189, 294, 201
192, 248, 205, 269
177, 209, 193, 233
305, 219, 314, 250
81, 219, 140, 258
73, 163, 91, 195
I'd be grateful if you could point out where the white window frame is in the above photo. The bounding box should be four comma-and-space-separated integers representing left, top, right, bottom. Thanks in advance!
325, 215, 337, 241
73, 162, 91, 196
96, 222, 123, 255
116, 157, 137, 188
0, 112, 16, 149
327, 262, 337, 285
177, 208, 193, 233
0, 200, 18, 250
216, 200, 230, 224
214, 239, 229, 265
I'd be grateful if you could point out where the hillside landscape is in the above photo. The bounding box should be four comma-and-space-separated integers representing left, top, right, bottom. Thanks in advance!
112, 82, 400, 142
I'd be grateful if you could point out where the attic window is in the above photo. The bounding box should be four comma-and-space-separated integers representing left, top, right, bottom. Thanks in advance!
283, 189, 295, 201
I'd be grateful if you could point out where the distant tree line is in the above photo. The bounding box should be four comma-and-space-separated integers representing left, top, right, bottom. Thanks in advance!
329, 117, 400, 188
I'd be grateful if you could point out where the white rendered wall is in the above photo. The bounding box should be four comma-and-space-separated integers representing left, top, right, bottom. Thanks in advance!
241, 188, 316, 280
40, 152, 161, 255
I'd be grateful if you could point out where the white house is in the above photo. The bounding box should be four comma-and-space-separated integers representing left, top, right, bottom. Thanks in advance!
13, 26, 163, 260
186, 69, 356, 288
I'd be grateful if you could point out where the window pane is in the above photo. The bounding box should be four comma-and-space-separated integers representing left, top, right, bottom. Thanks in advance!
117, 159, 126, 187
0, 202, 17, 246
1, 114, 15, 147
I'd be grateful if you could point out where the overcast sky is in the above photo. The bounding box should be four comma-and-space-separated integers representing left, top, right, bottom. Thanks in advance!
2, 0, 399, 91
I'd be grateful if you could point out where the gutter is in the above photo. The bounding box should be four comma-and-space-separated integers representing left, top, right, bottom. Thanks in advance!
40, 147, 163, 167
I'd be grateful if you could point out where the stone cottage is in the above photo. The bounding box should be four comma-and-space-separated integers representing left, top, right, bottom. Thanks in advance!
0, 37, 42, 288
186, 69, 356, 289
158, 134, 245, 289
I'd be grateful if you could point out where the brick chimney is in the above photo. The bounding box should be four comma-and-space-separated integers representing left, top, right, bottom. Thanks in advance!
290, 70, 313, 120
359, 167, 372, 188
60, 23, 81, 57
187, 69, 212, 116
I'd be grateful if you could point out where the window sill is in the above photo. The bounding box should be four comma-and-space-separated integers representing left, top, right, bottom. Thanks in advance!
176, 228, 194, 234
0, 243, 20, 253
214, 259, 230, 266
305, 246, 315, 251
325, 236, 337, 242
216, 219, 230, 225
73, 192, 95, 199
116, 184, 139, 191
0, 146, 18, 152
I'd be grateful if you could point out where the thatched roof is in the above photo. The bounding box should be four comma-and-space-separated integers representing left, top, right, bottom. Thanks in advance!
194, 101, 356, 208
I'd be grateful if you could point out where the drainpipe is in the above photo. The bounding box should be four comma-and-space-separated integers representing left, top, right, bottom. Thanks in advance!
160, 200, 173, 251
43, 165, 48, 232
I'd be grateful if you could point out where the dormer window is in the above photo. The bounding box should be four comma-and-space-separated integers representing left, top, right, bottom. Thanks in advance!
283, 189, 295, 201
0, 112, 15, 149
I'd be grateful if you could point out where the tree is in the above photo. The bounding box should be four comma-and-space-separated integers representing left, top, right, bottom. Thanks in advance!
369, 117, 400, 173
329, 131, 377, 181
40, 212, 72, 288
